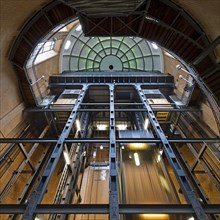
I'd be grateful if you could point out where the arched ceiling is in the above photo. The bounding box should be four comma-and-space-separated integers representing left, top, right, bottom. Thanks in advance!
60, 23, 163, 72
6, 0, 220, 105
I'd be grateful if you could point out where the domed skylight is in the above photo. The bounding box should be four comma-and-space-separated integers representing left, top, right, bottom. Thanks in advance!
60, 23, 163, 73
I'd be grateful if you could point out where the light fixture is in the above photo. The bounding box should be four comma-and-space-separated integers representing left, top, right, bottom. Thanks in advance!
144, 118, 149, 130
121, 145, 125, 150
128, 143, 147, 150
76, 24, 82, 32
141, 214, 169, 219
134, 152, 140, 166
97, 124, 107, 130
176, 64, 182, 70
152, 42, 158, 49
31, 75, 45, 86
100, 145, 103, 150
117, 124, 127, 130
188, 217, 195, 220
76, 119, 80, 130
93, 151, 96, 158
63, 151, 70, 165
179, 74, 193, 86
64, 40, 71, 50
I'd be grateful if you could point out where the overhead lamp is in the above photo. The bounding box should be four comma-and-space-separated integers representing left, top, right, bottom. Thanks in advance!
100, 145, 103, 150
97, 124, 107, 130
134, 152, 140, 166
121, 145, 125, 150
31, 75, 45, 86
157, 149, 163, 163
176, 64, 182, 70
117, 124, 127, 130
76, 119, 81, 131
141, 214, 168, 219
63, 151, 70, 165
144, 118, 149, 130
179, 74, 193, 86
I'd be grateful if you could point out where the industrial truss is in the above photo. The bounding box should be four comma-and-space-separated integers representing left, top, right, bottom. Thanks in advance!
0, 83, 220, 220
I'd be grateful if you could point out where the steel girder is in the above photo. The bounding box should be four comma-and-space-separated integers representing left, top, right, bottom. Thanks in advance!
22, 85, 88, 220
109, 84, 119, 220
0, 138, 219, 144
25, 107, 200, 112
1, 204, 219, 214
135, 84, 208, 220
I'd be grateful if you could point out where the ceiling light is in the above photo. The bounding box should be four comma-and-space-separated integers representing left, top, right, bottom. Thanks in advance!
117, 124, 127, 130
76, 119, 80, 130
76, 24, 82, 32
100, 145, 103, 150
128, 143, 148, 150
152, 42, 158, 49
176, 64, 182, 70
188, 217, 195, 220
179, 74, 193, 86
64, 40, 71, 50
157, 154, 161, 163
63, 151, 70, 165
134, 152, 140, 166
141, 214, 168, 219
121, 145, 125, 149
97, 124, 107, 130
144, 118, 149, 130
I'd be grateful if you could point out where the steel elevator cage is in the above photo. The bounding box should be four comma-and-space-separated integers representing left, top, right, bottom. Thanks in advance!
1, 72, 220, 220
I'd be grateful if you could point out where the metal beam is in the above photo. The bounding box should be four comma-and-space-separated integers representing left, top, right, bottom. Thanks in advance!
1, 204, 219, 214
22, 85, 88, 220
0, 138, 219, 144
25, 107, 200, 112
18, 143, 35, 172
135, 84, 208, 220
193, 36, 220, 65
109, 84, 119, 220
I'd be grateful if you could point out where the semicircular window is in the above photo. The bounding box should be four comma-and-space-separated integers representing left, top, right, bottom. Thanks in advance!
60, 23, 163, 73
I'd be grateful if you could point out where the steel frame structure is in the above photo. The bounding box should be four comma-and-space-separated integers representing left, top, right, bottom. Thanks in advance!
1, 82, 220, 220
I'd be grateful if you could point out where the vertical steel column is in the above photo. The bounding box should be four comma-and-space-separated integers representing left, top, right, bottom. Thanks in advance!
109, 84, 119, 220
56, 112, 90, 220
135, 84, 208, 220
22, 85, 88, 220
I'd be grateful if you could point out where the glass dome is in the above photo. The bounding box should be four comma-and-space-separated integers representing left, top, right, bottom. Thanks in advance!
60, 23, 163, 73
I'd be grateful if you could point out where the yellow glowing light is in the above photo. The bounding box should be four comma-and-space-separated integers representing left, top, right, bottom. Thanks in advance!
134, 152, 140, 166
141, 214, 169, 219
127, 143, 148, 150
